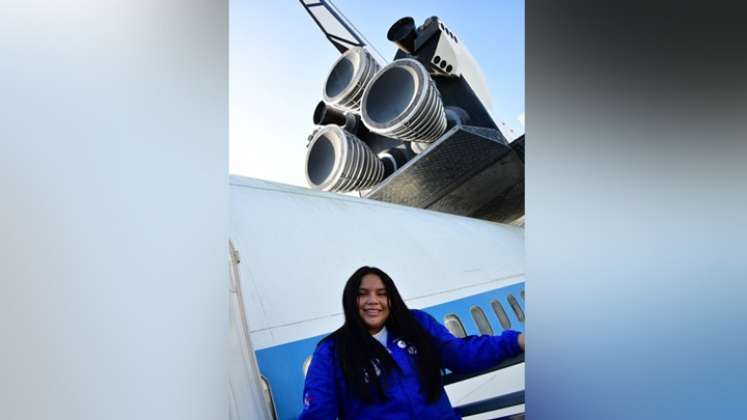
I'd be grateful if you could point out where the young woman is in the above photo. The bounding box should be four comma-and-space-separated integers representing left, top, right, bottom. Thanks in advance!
299, 266, 525, 419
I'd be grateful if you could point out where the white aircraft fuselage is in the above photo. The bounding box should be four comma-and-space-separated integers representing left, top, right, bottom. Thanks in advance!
228, 176, 526, 420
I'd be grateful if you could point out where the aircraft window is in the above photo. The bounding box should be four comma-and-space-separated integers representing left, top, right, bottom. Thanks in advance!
260, 375, 278, 420
302, 355, 313, 377
443, 314, 467, 338
507, 294, 525, 322
490, 299, 511, 330
470, 305, 494, 335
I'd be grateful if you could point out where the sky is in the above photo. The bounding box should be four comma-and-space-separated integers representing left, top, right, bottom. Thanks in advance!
230, 0, 524, 187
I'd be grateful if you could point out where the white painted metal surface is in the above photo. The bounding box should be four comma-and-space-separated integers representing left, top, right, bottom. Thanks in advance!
229, 176, 524, 350
434, 19, 493, 111
229, 176, 525, 416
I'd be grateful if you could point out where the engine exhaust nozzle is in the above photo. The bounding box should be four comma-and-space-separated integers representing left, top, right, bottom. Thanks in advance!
313, 100, 348, 126
322, 47, 380, 113
361, 58, 447, 143
387, 16, 417, 54
305, 125, 384, 192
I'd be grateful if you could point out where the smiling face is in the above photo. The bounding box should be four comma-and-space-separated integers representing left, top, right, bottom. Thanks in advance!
357, 273, 390, 334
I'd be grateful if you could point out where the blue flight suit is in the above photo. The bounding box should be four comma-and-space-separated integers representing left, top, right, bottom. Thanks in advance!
299, 309, 523, 419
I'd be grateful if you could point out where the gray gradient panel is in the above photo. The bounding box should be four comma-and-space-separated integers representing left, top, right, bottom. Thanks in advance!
0, 1, 227, 419
527, 2, 747, 419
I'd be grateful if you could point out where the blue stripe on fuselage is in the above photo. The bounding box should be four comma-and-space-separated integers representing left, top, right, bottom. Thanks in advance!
255, 282, 525, 420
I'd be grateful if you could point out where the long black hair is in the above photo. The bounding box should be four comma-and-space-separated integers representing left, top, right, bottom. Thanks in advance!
322, 266, 443, 403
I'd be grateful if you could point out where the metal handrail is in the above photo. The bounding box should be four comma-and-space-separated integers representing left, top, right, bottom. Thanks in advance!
442, 353, 524, 385
454, 390, 525, 418
443, 353, 525, 418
